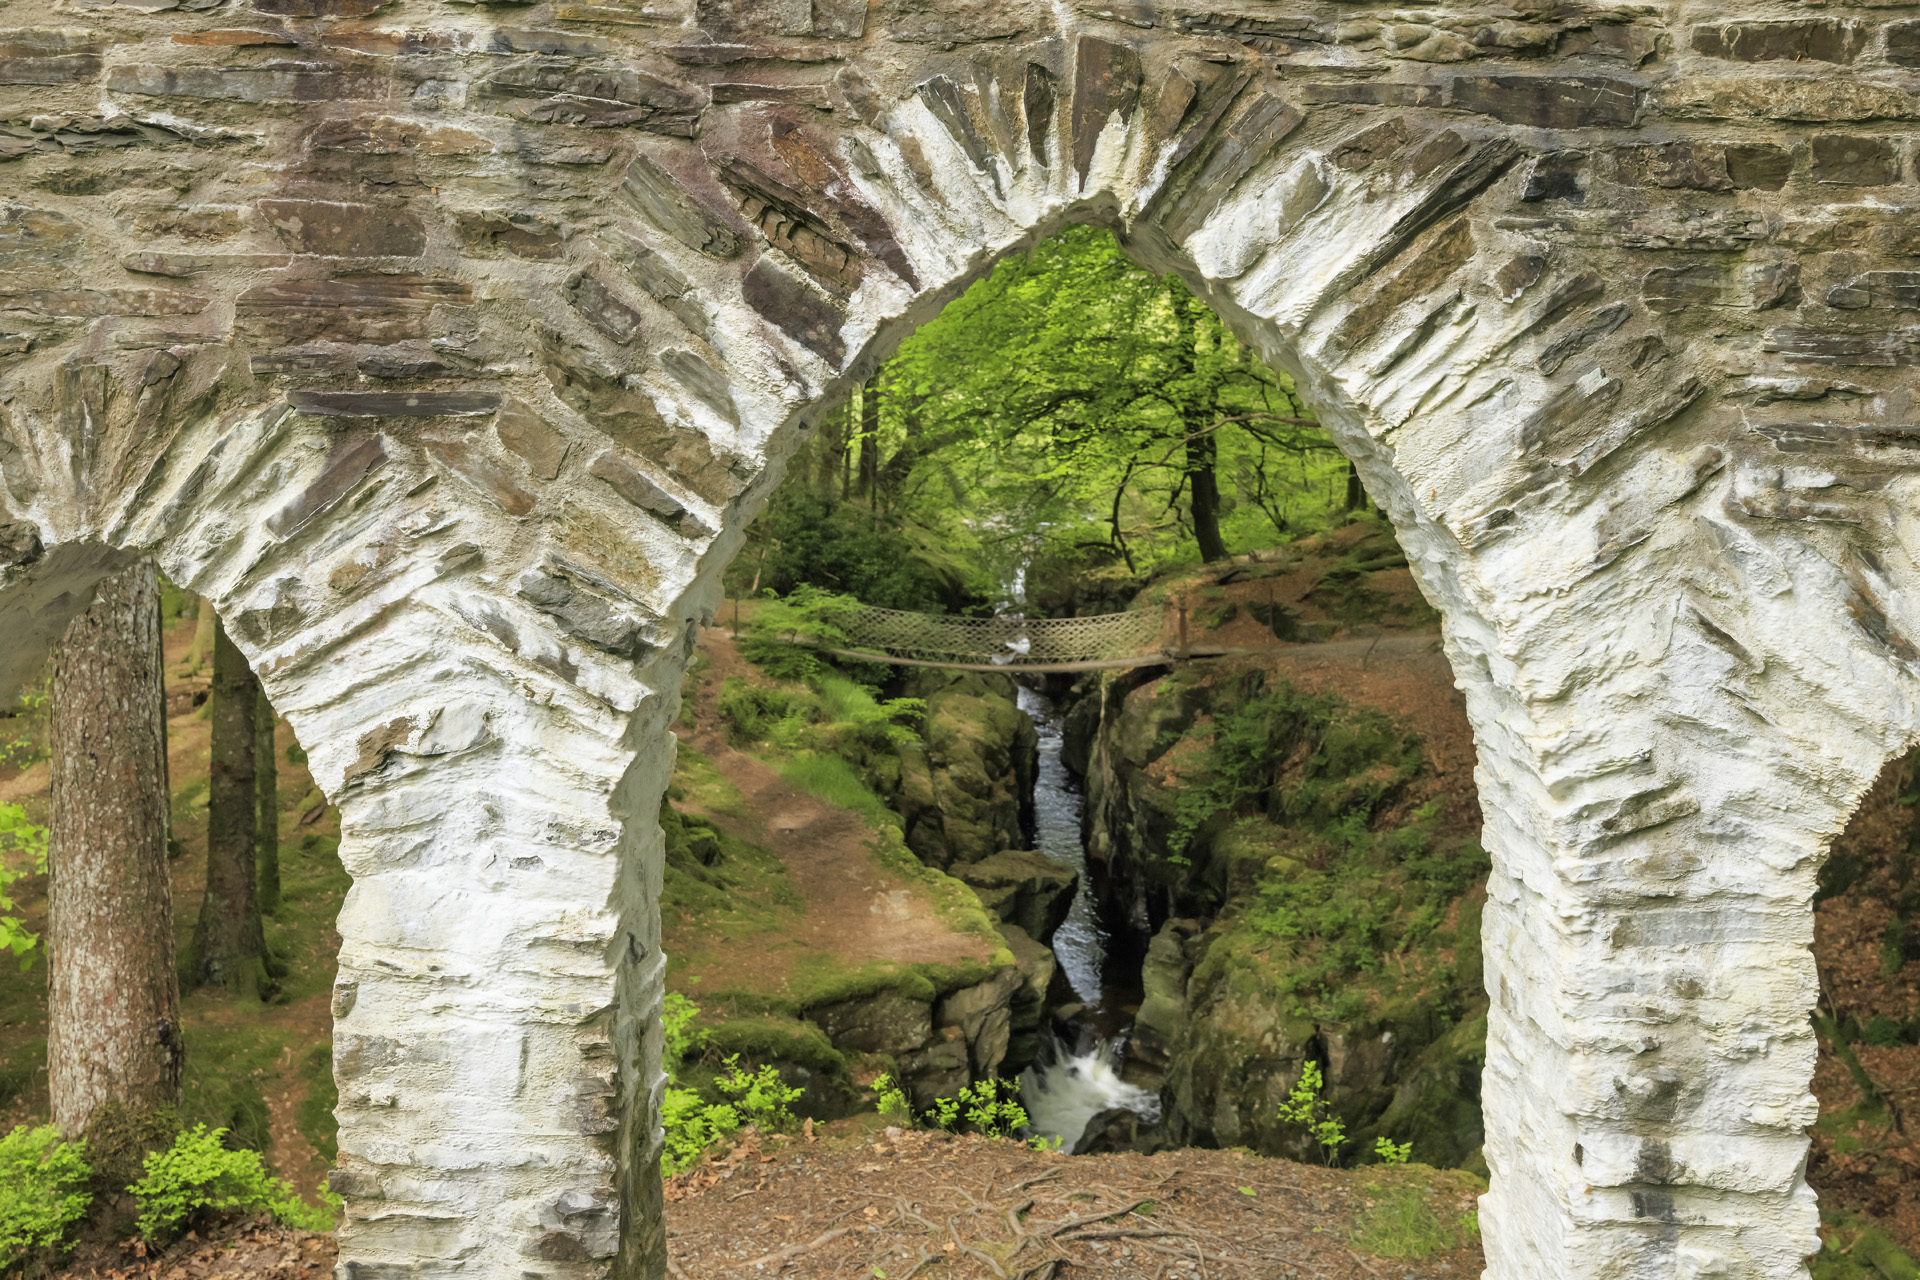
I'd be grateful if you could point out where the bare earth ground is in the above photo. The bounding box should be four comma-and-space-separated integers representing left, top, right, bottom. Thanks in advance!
665, 1122, 1484, 1280
55, 1221, 333, 1280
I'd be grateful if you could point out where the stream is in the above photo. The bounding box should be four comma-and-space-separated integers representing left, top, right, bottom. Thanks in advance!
1014, 685, 1163, 1151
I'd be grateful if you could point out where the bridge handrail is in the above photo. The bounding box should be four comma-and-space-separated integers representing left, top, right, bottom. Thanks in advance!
826, 604, 1163, 666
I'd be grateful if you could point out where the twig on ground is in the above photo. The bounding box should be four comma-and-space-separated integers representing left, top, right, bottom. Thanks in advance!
1045, 1199, 1155, 1237
740, 1227, 849, 1271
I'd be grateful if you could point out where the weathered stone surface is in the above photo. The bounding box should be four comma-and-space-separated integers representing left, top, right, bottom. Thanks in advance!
105, 61, 395, 102
1661, 76, 1919, 121
452, 210, 564, 260
1520, 150, 1586, 202
1825, 271, 1920, 310
618, 152, 741, 258
473, 59, 704, 132
566, 273, 645, 345
1070, 36, 1141, 186
1450, 75, 1641, 128
235, 276, 470, 343
1691, 20, 1866, 64
741, 256, 845, 365
1810, 133, 1901, 184
258, 199, 426, 256
494, 398, 571, 479
287, 391, 503, 417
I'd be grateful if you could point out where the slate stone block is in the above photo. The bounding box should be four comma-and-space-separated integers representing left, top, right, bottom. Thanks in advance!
741, 256, 844, 365
589, 450, 685, 520
259, 199, 426, 257
0, 55, 102, 84
1301, 82, 1444, 109
1521, 150, 1587, 202
254, 0, 392, 13
1023, 63, 1056, 169
424, 437, 538, 517
1070, 36, 1142, 186
287, 390, 502, 417
105, 62, 394, 103
567, 273, 645, 345
1157, 93, 1304, 242
236, 276, 469, 343
618, 153, 740, 259
1811, 134, 1900, 184
452, 211, 565, 261
1691, 20, 1865, 64
264, 433, 388, 537
495, 398, 571, 479
1450, 75, 1641, 129
1617, 143, 1732, 192
1725, 144, 1792, 190
1888, 21, 1920, 67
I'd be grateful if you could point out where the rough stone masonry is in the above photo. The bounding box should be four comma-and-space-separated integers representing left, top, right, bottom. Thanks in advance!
0, 0, 1916, 1274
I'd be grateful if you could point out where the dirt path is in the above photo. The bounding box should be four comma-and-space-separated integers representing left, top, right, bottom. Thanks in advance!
674, 630, 986, 975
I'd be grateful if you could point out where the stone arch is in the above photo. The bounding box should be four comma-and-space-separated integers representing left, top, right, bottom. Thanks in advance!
3, 2, 1918, 1275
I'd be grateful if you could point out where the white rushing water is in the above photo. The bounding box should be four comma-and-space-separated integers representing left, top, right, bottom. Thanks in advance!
1014, 685, 1163, 1151
1019, 1038, 1164, 1152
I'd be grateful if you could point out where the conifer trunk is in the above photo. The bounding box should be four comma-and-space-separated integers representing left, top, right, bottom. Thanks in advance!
255, 689, 279, 916
47, 561, 181, 1137
185, 596, 216, 672
190, 619, 264, 991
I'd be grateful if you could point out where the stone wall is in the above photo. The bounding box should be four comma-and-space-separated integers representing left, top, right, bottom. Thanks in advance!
5, 0, 1920, 1276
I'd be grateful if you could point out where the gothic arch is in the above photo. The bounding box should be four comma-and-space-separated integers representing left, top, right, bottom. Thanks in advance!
2, 1, 1916, 1275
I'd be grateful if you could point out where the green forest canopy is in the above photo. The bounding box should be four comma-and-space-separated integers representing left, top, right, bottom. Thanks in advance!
729, 225, 1361, 613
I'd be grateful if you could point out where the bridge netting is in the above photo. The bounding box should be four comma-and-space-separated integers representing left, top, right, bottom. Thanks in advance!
814, 605, 1166, 670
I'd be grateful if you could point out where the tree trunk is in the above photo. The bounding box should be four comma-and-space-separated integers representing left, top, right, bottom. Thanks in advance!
189, 619, 264, 992
1345, 459, 1366, 512
1186, 428, 1230, 563
47, 561, 181, 1138
857, 375, 881, 506
185, 596, 216, 673
255, 688, 279, 917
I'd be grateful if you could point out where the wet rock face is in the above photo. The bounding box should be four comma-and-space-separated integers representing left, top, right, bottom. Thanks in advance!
5, 2, 1920, 1275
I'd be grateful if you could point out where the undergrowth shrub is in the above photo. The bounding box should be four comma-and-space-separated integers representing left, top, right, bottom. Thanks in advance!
660, 995, 803, 1176
0, 1125, 90, 1269
128, 1125, 337, 1242
873, 1075, 1046, 1146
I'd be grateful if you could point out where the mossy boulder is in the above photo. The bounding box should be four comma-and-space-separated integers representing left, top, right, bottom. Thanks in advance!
896, 670, 1037, 869
997, 924, 1056, 1075
950, 850, 1076, 940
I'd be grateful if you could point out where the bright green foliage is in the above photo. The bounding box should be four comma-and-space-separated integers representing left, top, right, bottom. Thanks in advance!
911, 1079, 1030, 1141
0, 680, 49, 772
732, 226, 1351, 602
658, 994, 802, 1176
1276, 1062, 1346, 1165
661, 1088, 743, 1177
0, 804, 45, 967
714, 1056, 803, 1130
1373, 1137, 1413, 1165
873, 1073, 911, 1121
663, 992, 705, 1064
0, 1125, 91, 1268
128, 1125, 332, 1241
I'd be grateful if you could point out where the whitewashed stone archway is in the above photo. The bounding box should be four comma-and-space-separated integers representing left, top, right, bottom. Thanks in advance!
2, 1, 1916, 1275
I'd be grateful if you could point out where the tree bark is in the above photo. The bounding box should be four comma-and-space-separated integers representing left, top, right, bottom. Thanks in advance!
857, 375, 881, 506
189, 619, 264, 991
1186, 427, 1229, 563
1344, 459, 1366, 512
185, 596, 216, 673
47, 561, 181, 1137
255, 688, 279, 916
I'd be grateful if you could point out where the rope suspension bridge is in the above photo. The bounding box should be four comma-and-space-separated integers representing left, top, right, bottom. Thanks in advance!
786, 604, 1185, 674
